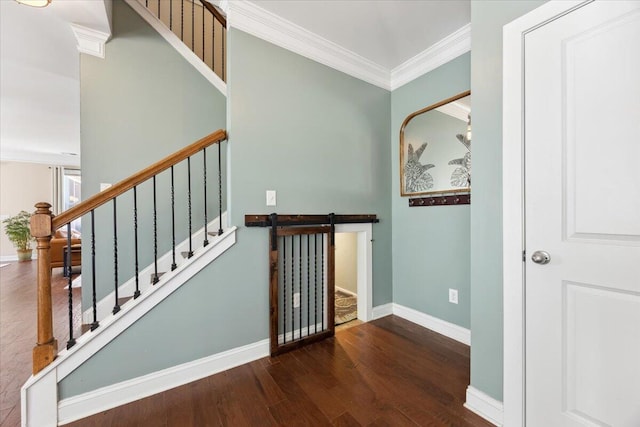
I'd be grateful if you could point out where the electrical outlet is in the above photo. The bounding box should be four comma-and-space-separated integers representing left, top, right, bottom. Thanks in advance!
266, 190, 277, 206
293, 292, 300, 308
449, 289, 459, 304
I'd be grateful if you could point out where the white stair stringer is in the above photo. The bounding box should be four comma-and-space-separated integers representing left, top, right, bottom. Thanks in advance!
82, 212, 228, 324
20, 226, 237, 427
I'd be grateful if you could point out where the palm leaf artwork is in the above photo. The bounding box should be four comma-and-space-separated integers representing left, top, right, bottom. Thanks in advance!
449, 115, 472, 187
404, 142, 435, 193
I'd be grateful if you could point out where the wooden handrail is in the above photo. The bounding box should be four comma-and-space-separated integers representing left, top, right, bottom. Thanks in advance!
53, 129, 227, 230
200, 0, 226, 28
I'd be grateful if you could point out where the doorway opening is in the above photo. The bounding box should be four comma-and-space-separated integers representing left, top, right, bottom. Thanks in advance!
334, 223, 373, 326
334, 232, 358, 328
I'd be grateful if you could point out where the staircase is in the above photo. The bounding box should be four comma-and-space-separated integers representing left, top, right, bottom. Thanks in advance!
135, 0, 226, 81
21, 130, 235, 426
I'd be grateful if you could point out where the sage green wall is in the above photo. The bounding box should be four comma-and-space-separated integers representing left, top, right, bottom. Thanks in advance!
391, 53, 470, 328
469, 0, 547, 401
79, 0, 226, 307
61, 27, 391, 398
227, 29, 393, 306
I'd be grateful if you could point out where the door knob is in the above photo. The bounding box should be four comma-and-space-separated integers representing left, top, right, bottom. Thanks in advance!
531, 251, 551, 265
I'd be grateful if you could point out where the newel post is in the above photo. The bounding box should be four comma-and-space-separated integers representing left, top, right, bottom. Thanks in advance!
30, 202, 57, 374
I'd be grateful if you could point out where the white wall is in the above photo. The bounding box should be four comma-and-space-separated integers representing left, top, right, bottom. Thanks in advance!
0, 161, 52, 259
335, 232, 357, 294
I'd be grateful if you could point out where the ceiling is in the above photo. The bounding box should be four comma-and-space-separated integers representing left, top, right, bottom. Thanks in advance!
0, 0, 470, 167
0, 0, 111, 167
253, 1, 470, 70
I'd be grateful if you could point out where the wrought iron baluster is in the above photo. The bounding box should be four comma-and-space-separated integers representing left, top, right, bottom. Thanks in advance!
321, 233, 325, 331
134, 187, 141, 298
299, 234, 302, 339
203, 148, 209, 247
180, 0, 184, 40
283, 236, 287, 344
201, 0, 205, 61
191, 0, 194, 51
112, 198, 121, 314
314, 233, 318, 331
90, 210, 99, 330
66, 223, 76, 349
212, 10, 215, 73
291, 235, 294, 339
171, 166, 177, 270
307, 234, 311, 335
158, 0, 160, 20
222, 25, 225, 81
153, 175, 159, 284
218, 141, 223, 235
170, 0, 173, 30
187, 157, 193, 258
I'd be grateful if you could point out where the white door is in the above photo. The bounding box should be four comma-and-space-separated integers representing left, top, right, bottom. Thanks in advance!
524, 1, 640, 426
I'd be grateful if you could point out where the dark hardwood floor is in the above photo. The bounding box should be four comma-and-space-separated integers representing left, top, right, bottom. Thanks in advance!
0, 261, 81, 427
68, 316, 491, 427
1, 262, 490, 427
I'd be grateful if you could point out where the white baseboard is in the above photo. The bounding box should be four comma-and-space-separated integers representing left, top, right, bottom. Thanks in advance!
391, 303, 471, 346
371, 303, 393, 319
58, 338, 269, 425
335, 286, 357, 297
464, 386, 504, 426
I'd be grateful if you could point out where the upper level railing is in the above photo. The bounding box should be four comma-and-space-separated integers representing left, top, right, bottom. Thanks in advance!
138, 0, 226, 81
30, 129, 227, 374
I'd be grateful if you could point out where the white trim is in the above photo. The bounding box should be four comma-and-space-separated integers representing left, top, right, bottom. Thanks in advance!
436, 100, 471, 122
70, 24, 111, 59
82, 212, 229, 324
464, 386, 504, 426
21, 369, 57, 427
124, 0, 227, 96
228, 2, 472, 92
335, 286, 356, 297
21, 227, 237, 427
390, 24, 471, 91
57, 338, 269, 425
392, 303, 470, 345
371, 303, 393, 320
334, 223, 373, 322
228, 0, 390, 90
502, 2, 587, 426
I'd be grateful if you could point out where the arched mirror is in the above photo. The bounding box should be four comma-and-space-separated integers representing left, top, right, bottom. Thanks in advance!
400, 90, 471, 198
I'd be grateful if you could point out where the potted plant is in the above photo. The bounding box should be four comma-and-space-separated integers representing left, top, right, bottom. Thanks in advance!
3, 210, 34, 262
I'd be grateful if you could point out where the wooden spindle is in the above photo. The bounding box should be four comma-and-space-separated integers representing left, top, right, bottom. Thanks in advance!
30, 202, 58, 374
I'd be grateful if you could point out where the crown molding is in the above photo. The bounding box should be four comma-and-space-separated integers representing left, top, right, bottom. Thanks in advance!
390, 24, 471, 91
70, 23, 111, 59
227, 0, 391, 90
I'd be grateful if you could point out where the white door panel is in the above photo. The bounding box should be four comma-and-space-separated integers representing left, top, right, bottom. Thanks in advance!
524, 1, 640, 426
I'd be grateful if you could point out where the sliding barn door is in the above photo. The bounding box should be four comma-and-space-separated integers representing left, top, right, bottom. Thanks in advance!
269, 226, 335, 356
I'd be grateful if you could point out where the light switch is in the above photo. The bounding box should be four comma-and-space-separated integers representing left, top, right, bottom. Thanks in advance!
266, 190, 276, 206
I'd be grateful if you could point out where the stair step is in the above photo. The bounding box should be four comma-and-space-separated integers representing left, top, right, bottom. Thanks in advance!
118, 296, 133, 306
150, 272, 165, 284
